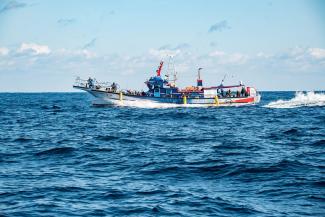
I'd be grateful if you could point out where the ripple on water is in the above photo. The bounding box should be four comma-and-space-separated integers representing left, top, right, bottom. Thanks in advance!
35, 147, 76, 156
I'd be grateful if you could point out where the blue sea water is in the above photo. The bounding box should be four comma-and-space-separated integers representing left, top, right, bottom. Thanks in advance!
0, 91, 324, 217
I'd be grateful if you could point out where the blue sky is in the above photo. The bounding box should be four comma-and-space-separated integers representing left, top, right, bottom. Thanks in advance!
0, 0, 324, 91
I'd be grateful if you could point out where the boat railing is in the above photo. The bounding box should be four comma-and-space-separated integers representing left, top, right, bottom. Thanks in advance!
74, 77, 118, 91
74, 77, 88, 88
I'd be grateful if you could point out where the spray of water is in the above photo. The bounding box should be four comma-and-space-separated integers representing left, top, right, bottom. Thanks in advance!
264, 92, 325, 109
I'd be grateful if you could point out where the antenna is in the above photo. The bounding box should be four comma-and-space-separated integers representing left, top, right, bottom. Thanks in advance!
220, 74, 227, 86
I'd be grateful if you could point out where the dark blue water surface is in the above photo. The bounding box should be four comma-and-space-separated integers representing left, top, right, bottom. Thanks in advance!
0, 92, 324, 217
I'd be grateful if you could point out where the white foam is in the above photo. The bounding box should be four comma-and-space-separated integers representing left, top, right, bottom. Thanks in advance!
114, 100, 209, 109
264, 92, 325, 109
93, 99, 251, 109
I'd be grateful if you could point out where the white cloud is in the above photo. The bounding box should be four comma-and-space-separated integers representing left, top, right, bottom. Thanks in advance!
228, 53, 249, 63
256, 52, 271, 58
80, 49, 96, 59
209, 50, 248, 64
209, 50, 225, 57
18, 43, 51, 55
308, 48, 325, 59
57, 48, 96, 59
149, 48, 181, 59
1, 43, 324, 91
0, 47, 9, 56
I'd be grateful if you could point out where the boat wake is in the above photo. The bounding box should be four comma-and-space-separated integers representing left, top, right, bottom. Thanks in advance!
93, 99, 249, 109
264, 92, 325, 109
93, 98, 186, 108
114, 100, 209, 108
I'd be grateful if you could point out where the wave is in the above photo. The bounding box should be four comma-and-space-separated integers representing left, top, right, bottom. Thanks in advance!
264, 91, 325, 108
311, 139, 325, 146
35, 147, 75, 156
102, 189, 127, 199
13, 137, 34, 143
283, 128, 300, 135
96, 135, 119, 141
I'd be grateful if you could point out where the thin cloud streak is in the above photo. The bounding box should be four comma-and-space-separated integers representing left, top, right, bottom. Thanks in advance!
83, 38, 97, 49
57, 18, 76, 26
208, 20, 231, 33
0, 0, 27, 13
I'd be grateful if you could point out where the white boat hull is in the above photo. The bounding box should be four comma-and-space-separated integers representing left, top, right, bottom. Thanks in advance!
74, 86, 261, 107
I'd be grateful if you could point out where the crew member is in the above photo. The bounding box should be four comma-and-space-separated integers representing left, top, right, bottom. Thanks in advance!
111, 82, 117, 92
87, 77, 94, 88
227, 89, 231, 97
241, 86, 246, 97
236, 90, 240, 98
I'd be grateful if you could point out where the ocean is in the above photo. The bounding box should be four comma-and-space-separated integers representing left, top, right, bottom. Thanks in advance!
0, 91, 324, 216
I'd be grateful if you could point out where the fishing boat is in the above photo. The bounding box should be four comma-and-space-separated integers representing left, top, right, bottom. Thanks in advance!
73, 60, 261, 106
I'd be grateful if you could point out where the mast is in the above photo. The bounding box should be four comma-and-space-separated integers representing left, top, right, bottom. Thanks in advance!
166, 56, 171, 80
166, 56, 177, 87
220, 74, 227, 86
197, 68, 203, 87
172, 71, 178, 87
